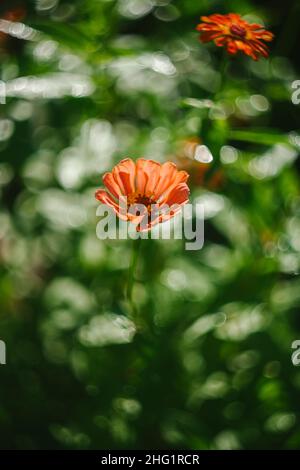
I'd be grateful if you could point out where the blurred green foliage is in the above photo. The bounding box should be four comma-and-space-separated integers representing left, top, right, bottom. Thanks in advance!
0, 0, 300, 450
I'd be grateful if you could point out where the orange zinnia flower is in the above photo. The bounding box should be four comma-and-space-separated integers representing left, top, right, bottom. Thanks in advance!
196, 13, 274, 60
95, 158, 190, 231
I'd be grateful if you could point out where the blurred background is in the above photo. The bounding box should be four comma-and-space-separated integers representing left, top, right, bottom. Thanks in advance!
1, 0, 300, 450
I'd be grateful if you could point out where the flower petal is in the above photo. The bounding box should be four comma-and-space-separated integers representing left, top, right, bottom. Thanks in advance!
152, 162, 177, 199
196, 12, 273, 61
162, 182, 190, 207
103, 172, 123, 200
136, 159, 161, 196
112, 158, 136, 196
156, 167, 189, 203
95, 189, 128, 220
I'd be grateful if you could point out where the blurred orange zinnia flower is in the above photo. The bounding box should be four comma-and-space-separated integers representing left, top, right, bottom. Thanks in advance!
196, 13, 274, 60
95, 158, 190, 231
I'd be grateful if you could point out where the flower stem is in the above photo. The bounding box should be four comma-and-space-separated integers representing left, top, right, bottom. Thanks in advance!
126, 237, 141, 319
216, 51, 229, 98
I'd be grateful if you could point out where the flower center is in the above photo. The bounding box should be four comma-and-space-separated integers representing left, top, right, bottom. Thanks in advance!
230, 24, 246, 38
127, 193, 156, 214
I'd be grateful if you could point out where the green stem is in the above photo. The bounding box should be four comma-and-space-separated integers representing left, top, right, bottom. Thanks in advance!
215, 51, 229, 99
126, 237, 142, 318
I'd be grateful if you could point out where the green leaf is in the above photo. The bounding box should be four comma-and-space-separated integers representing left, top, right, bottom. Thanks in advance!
228, 129, 296, 148
28, 21, 91, 49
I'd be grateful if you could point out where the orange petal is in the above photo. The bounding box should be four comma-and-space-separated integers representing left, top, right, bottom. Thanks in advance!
162, 182, 190, 207
157, 168, 189, 203
135, 159, 148, 194
152, 162, 177, 199
228, 13, 242, 23
201, 31, 224, 43
215, 36, 228, 47
245, 40, 268, 59
95, 189, 128, 221
249, 23, 267, 31
136, 159, 161, 196
145, 161, 161, 196
256, 31, 274, 41
103, 172, 123, 200
226, 39, 239, 55
197, 23, 220, 32
112, 158, 136, 196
